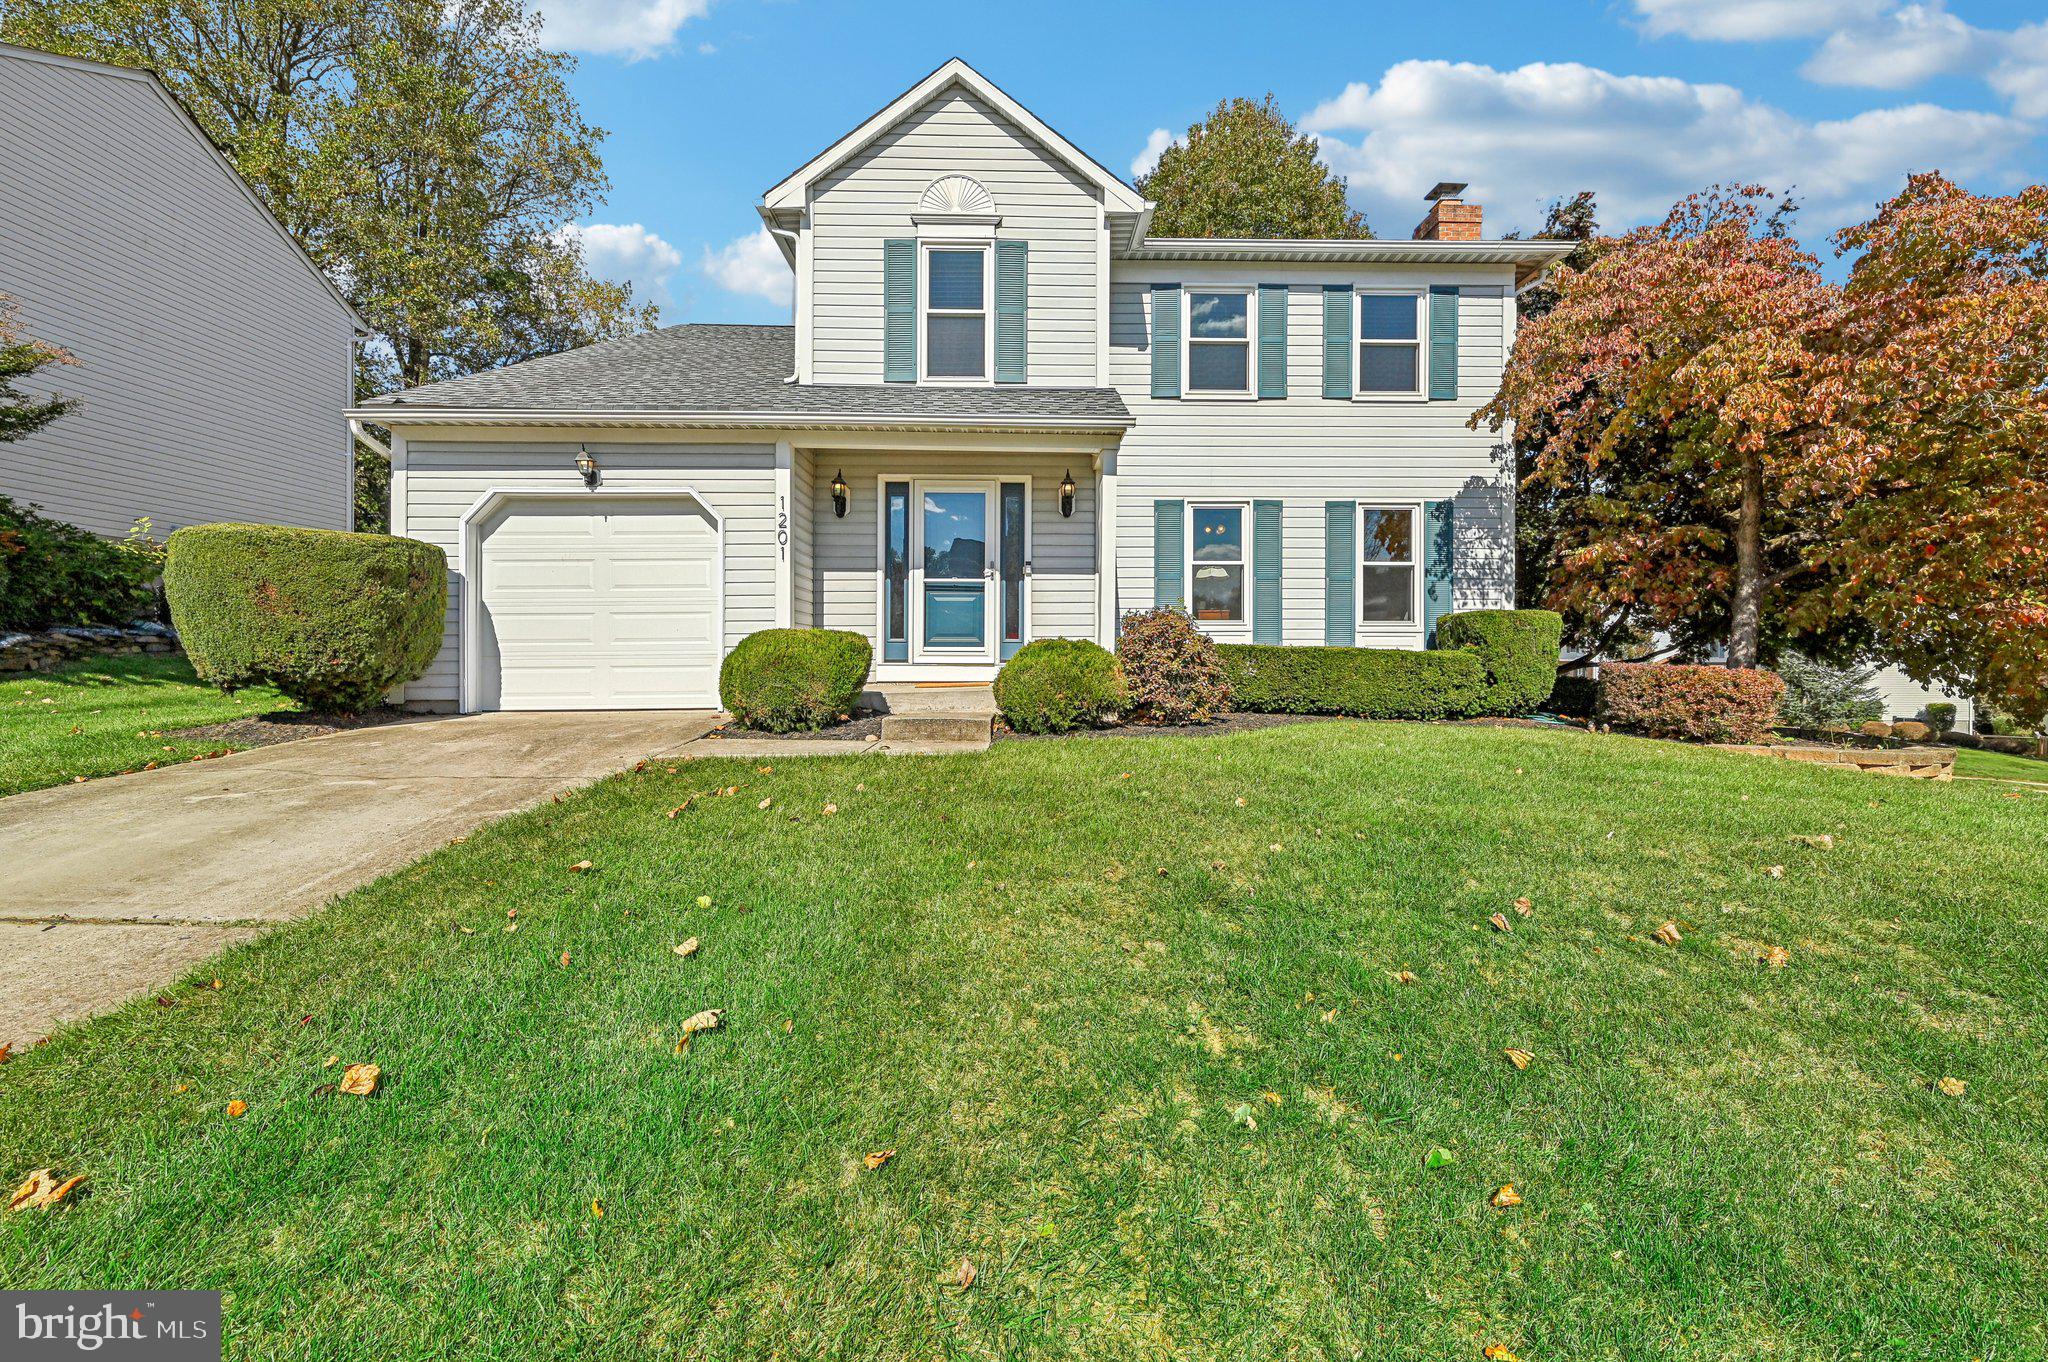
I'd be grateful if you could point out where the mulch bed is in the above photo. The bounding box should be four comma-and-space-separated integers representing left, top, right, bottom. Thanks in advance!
998, 712, 1342, 742
168, 708, 409, 750
700, 711, 887, 743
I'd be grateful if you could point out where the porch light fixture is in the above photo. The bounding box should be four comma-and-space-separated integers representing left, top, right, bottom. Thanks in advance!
1058, 469, 1077, 519
574, 446, 599, 487
831, 469, 850, 518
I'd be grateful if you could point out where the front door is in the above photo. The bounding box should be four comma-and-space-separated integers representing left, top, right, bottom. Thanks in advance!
913, 482, 996, 663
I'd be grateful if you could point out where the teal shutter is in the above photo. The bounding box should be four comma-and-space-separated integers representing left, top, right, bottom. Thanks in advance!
1322, 286, 1352, 399
1153, 499, 1185, 609
1257, 285, 1288, 399
994, 239, 1027, 383
1151, 285, 1181, 399
1324, 501, 1356, 646
1423, 499, 1456, 644
884, 239, 916, 383
1253, 500, 1283, 643
1428, 285, 1459, 401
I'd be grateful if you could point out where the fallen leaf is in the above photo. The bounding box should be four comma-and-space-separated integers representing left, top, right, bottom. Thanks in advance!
822, 803, 838, 815
666, 801, 693, 818
1423, 1146, 1455, 1170
675, 938, 700, 958
1512, 896, 1533, 916
1321, 1006, 1340, 1022
1760, 945, 1791, 969
1491, 1184, 1523, 1208
0, 1043, 10, 1065
1651, 921, 1683, 946
1791, 833, 1835, 850
681, 1008, 724, 1037
558, 950, 572, 968
695, 895, 712, 909
591, 1198, 604, 1217
322, 1055, 339, 1068
210, 978, 223, 991
953, 1256, 978, 1290
173, 1084, 189, 1094
568, 860, 593, 873
1233, 796, 1247, 807
156, 996, 174, 1006
1392, 970, 1419, 985
1504, 1048, 1533, 1070
1763, 864, 1785, 879
1483, 1347, 1522, 1362
1488, 913, 1512, 933
226, 1099, 248, 1118
339, 1063, 380, 1097
8, 1169, 85, 1212
1937, 1076, 1968, 1097
862, 1149, 895, 1170
756, 765, 773, 774
504, 922, 519, 934
457, 925, 475, 935
1229, 1102, 1257, 1130
1261, 1090, 1283, 1106
757, 797, 772, 810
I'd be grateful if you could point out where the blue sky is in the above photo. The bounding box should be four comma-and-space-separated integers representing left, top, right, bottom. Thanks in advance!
538, 0, 2048, 323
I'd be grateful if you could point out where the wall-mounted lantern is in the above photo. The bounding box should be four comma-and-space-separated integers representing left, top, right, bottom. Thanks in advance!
1058, 469, 1077, 518
831, 469, 850, 518
575, 446, 599, 487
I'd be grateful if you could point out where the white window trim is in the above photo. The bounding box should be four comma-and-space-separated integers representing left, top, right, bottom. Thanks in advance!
1187, 499, 1253, 634
1357, 502, 1424, 627
919, 241, 992, 385
1353, 288, 1427, 403
1182, 285, 1257, 401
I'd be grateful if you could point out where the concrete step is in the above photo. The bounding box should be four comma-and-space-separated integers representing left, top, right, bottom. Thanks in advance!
879, 712, 994, 746
864, 683, 996, 751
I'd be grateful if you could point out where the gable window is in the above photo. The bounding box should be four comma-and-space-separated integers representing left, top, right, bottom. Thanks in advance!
1189, 503, 1247, 625
923, 245, 988, 380
1359, 505, 1417, 622
1357, 290, 1424, 397
1185, 288, 1254, 397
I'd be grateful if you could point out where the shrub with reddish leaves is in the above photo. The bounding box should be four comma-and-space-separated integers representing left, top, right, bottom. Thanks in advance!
1115, 607, 1230, 724
1595, 662, 1784, 744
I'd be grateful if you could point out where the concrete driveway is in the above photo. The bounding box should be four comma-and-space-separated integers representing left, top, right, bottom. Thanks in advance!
0, 710, 717, 1050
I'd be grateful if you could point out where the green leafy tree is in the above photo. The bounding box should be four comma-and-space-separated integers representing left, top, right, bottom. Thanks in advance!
3, 0, 660, 530
1137, 95, 1370, 239
0, 293, 78, 444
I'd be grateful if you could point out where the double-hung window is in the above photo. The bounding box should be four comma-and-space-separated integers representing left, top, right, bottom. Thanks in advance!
1359, 505, 1418, 623
1188, 503, 1248, 625
1357, 290, 1425, 397
923, 245, 988, 380
1185, 287, 1254, 397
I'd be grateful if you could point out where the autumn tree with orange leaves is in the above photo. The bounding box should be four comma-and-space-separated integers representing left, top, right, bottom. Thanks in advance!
1481, 177, 2048, 722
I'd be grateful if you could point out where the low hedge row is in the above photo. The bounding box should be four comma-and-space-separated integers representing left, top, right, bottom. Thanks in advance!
1595, 662, 1784, 744
719, 628, 871, 732
1437, 609, 1562, 715
1217, 644, 1488, 720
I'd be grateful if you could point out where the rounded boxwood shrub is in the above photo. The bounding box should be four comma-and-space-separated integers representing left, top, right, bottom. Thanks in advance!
719, 628, 871, 732
1436, 609, 1563, 716
1115, 607, 1230, 724
1218, 644, 1487, 719
994, 639, 1126, 734
163, 522, 445, 712
1595, 662, 1785, 744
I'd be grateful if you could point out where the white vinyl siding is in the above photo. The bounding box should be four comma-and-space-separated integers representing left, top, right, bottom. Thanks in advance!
389, 437, 778, 711
808, 452, 1096, 647
1869, 666, 1976, 729
809, 85, 1102, 386
1109, 265, 1517, 648
0, 48, 355, 537
791, 446, 818, 626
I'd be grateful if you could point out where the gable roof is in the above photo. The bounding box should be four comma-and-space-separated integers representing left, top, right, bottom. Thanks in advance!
761, 58, 1149, 219
0, 41, 369, 333
351, 324, 1132, 431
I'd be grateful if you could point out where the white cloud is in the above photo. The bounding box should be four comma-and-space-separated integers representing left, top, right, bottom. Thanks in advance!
1130, 128, 1178, 180
701, 228, 793, 306
1989, 23, 2048, 121
1631, 0, 1886, 42
1802, 3, 1983, 88
1301, 59, 2031, 236
533, 0, 711, 60
562, 222, 683, 309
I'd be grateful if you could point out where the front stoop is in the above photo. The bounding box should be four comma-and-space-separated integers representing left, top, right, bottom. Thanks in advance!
864, 684, 998, 750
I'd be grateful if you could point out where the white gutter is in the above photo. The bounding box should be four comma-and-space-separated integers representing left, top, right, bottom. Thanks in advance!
348, 417, 391, 459
345, 407, 1135, 432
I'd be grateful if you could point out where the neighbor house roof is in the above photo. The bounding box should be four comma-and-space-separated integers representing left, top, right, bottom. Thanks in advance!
352, 324, 1134, 431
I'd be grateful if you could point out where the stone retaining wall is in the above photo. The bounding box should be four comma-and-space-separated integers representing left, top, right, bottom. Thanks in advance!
0, 622, 179, 673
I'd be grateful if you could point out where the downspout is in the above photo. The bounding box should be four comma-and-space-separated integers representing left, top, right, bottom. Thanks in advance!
767, 225, 802, 383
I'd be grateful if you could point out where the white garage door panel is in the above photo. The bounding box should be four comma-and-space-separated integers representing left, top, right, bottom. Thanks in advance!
476, 496, 720, 710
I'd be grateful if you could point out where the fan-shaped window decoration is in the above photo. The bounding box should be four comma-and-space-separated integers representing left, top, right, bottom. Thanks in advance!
918, 175, 997, 217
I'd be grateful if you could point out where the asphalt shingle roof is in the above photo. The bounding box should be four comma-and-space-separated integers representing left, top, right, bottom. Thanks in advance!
361, 324, 1130, 424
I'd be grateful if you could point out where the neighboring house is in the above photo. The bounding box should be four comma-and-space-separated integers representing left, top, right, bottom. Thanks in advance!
355, 59, 1568, 712
0, 43, 365, 537
1869, 665, 1974, 729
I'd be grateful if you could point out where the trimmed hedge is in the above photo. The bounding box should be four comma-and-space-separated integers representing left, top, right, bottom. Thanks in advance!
719, 628, 871, 732
1218, 644, 1487, 720
1595, 662, 1784, 744
1437, 609, 1562, 716
1549, 673, 1598, 717
994, 639, 1126, 734
1116, 607, 1230, 724
164, 523, 444, 712
0, 496, 159, 630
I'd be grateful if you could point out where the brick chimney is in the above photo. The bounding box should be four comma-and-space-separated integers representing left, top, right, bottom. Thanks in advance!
1413, 182, 1482, 241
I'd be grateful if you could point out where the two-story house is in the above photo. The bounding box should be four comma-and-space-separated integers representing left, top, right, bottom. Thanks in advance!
354, 59, 1570, 713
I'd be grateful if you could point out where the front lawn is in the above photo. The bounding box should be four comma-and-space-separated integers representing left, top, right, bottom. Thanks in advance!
2, 725, 2043, 1359
1953, 744, 2048, 783
0, 654, 292, 796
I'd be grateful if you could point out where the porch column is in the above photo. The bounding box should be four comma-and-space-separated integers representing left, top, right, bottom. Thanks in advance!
1095, 447, 1118, 645
773, 439, 794, 628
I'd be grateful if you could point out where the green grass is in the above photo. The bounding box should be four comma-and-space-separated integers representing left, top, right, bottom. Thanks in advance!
0, 654, 293, 796
1953, 744, 2048, 783
2, 724, 2044, 1360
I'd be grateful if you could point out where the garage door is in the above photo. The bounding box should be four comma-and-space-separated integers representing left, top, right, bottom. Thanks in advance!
475, 496, 719, 710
